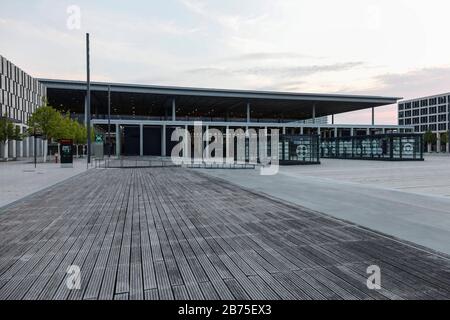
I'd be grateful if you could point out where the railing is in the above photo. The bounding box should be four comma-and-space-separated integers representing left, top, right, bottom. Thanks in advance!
94, 156, 256, 169
72, 113, 303, 124
186, 162, 256, 169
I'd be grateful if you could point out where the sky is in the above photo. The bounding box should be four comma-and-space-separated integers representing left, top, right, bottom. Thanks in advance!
1, 0, 450, 124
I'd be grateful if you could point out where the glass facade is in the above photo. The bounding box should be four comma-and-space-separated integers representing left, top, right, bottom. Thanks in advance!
279, 135, 320, 165
321, 134, 423, 161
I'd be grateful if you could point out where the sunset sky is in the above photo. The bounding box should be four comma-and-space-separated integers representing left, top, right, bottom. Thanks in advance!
1, 0, 450, 124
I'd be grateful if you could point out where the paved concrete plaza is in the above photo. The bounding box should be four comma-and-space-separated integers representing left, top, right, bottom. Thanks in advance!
0, 167, 449, 300
281, 155, 450, 198
0, 159, 90, 208
201, 155, 450, 255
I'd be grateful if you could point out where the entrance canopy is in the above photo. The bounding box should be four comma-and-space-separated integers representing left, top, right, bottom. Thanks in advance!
40, 79, 401, 121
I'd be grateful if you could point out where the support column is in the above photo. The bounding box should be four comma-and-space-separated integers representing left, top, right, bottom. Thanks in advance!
205, 125, 209, 160
19, 126, 24, 158
300, 127, 304, 135
184, 125, 189, 160
12, 138, 17, 159
246, 102, 250, 123
115, 124, 120, 157
334, 128, 338, 138
312, 104, 316, 124
225, 126, 231, 163
350, 128, 354, 137
4, 141, 8, 159
282, 127, 286, 135
30, 137, 34, 158
317, 127, 321, 137
172, 98, 176, 121
24, 137, 28, 158
366, 128, 370, 136
139, 124, 144, 156
331, 114, 334, 125
436, 132, 441, 153
162, 124, 166, 157
371, 107, 375, 125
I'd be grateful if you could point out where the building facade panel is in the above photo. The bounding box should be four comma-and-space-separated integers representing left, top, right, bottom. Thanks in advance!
398, 93, 450, 152
0, 54, 46, 125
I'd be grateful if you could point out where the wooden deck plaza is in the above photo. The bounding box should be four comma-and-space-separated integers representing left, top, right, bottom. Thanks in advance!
0, 167, 449, 300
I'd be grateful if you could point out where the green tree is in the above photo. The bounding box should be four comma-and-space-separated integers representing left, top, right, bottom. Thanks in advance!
423, 130, 436, 153
73, 122, 86, 158
0, 118, 21, 159
28, 104, 62, 162
440, 132, 448, 145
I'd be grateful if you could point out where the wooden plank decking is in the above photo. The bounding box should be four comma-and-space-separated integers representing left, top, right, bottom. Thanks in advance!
0, 167, 449, 300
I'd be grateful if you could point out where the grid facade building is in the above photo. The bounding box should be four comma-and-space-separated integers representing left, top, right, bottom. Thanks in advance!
0, 55, 46, 123
398, 93, 449, 152
1, 55, 46, 159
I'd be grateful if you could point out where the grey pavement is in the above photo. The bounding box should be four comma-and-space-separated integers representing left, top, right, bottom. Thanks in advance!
200, 155, 450, 255
0, 158, 91, 208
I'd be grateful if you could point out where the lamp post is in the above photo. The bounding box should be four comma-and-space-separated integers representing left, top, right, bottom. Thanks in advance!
32, 127, 42, 169
86, 33, 91, 167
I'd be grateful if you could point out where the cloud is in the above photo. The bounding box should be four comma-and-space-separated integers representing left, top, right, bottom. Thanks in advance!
221, 52, 322, 62
342, 66, 450, 99
334, 66, 450, 124
186, 61, 364, 78
179, 0, 267, 31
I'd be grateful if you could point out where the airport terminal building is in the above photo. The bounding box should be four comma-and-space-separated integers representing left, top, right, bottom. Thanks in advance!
1, 54, 417, 161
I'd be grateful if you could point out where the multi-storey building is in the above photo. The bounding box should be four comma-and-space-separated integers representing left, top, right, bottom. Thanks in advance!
0, 55, 46, 159
398, 93, 449, 152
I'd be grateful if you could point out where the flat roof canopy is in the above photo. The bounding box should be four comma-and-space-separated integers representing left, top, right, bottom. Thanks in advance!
40, 79, 401, 120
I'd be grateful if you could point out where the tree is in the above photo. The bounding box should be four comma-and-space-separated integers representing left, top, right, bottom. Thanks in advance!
73, 122, 86, 158
0, 118, 22, 159
28, 103, 62, 162
440, 132, 449, 153
440, 132, 448, 145
423, 130, 436, 153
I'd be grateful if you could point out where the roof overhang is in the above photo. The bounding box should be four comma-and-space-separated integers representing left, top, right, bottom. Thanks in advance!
39, 79, 401, 119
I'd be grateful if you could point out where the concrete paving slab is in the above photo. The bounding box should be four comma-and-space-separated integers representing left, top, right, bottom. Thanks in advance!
200, 155, 450, 255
